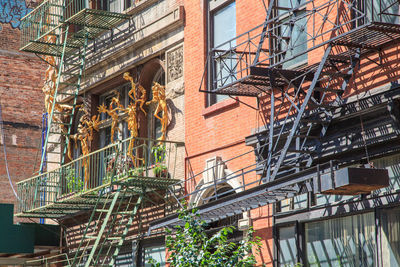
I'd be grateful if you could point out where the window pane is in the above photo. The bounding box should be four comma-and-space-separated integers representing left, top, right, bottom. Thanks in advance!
372, 154, 400, 193
305, 213, 375, 266
211, 2, 236, 103
366, 0, 399, 23
213, 2, 236, 48
109, 0, 124, 12
143, 245, 165, 266
280, 12, 307, 68
380, 207, 400, 266
279, 226, 297, 266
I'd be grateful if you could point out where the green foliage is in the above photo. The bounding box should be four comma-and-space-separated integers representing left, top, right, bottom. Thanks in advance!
102, 172, 112, 185
151, 144, 166, 164
129, 166, 145, 176
66, 167, 83, 193
151, 144, 168, 177
149, 207, 263, 267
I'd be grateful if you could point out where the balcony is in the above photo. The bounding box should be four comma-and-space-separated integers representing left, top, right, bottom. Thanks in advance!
205, 0, 400, 97
20, 0, 130, 56
16, 137, 184, 219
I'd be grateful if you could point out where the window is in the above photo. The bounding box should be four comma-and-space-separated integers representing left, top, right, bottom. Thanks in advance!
101, 0, 132, 12
137, 238, 166, 266
379, 207, 400, 266
274, 0, 307, 68
208, 0, 236, 105
278, 225, 297, 267
305, 213, 375, 266
366, 0, 399, 24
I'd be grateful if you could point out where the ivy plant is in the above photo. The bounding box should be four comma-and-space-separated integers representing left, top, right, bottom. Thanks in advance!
149, 207, 263, 267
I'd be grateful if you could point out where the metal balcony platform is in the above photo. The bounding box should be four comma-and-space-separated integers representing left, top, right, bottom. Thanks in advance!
16, 176, 178, 219
210, 22, 400, 97
20, 8, 130, 56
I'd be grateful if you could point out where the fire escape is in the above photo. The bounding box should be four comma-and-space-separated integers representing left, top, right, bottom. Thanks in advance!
150, 0, 399, 230
17, 1, 185, 266
20, 0, 130, 171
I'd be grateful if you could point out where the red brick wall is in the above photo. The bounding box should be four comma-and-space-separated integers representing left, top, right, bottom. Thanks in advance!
184, 0, 273, 265
0, 14, 45, 216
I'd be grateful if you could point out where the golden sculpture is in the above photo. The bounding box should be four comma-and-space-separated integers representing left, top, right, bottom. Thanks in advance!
123, 103, 143, 167
98, 90, 122, 143
146, 82, 168, 141
123, 72, 147, 115
67, 107, 100, 189
42, 34, 77, 133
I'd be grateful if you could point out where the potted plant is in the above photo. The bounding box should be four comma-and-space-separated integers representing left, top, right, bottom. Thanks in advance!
153, 162, 168, 178
151, 144, 168, 178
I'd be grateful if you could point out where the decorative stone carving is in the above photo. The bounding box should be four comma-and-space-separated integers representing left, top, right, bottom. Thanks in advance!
167, 45, 183, 83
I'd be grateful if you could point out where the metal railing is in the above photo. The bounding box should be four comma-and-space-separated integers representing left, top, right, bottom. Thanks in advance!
208, 0, 400, 92
16, 137, 184, 214
19, 0, 122, 50
20, 0, 63, 50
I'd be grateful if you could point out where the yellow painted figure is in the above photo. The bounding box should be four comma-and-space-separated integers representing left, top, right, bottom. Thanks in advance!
123, 72, 147, 115
124, 103, 143, 167
146, 82, 168, 141
68, 108, 100, 189
98, 90, 122, 143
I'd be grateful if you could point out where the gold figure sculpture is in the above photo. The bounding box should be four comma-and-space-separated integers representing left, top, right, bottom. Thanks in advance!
123, 103, 143, 167
42, 34, 78, 133
98, 90, 122, 143
123, 72, 147, 115
67, 107, 100, 189
146, 82, 168, 141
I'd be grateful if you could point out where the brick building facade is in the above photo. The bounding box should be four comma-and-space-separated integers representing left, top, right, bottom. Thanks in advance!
0, 0, 45, 207
181, 0, 400, 266
184, 0, 274, 265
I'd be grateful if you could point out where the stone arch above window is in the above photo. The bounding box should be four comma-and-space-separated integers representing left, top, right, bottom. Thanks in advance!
190, 156, 243, 206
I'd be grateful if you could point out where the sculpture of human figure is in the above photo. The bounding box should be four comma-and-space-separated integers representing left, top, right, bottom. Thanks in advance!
122, 103, 144, 167
67, 107, 99, 189
123, 72, 147, 115
98, 91, 122, 143
146, 82, 168, 141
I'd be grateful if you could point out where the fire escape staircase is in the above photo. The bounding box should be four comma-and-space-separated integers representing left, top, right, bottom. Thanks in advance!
147, 0, 400, 230
71, 185, 144, 267
19, 0, 130, 172
205, 0, 400, 183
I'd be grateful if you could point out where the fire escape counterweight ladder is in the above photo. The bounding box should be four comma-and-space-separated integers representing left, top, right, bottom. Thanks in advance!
39, 24, 88, 172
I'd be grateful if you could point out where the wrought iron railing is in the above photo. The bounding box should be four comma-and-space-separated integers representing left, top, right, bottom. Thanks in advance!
16, 137, 184, 214
207, 0, 400, 93
20, 0, 63, 50
19, 0, 128, 51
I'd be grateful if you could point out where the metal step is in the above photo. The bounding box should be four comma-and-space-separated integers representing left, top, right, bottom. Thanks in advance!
314, 87, 344, 94
287, 149, 314, 154
293, 134, 320, 139
300, 118, 329, 125
59, 82, 79, 86
309, 102, 336, 110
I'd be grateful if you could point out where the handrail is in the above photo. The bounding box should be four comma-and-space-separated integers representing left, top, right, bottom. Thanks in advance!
207, 0, 400, 93
16, 137, 185, 214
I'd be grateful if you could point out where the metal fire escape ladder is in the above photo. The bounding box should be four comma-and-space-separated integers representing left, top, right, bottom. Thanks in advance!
265, 46, 332, 182
71, 185, 144, 267
40, 26, 88, 171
